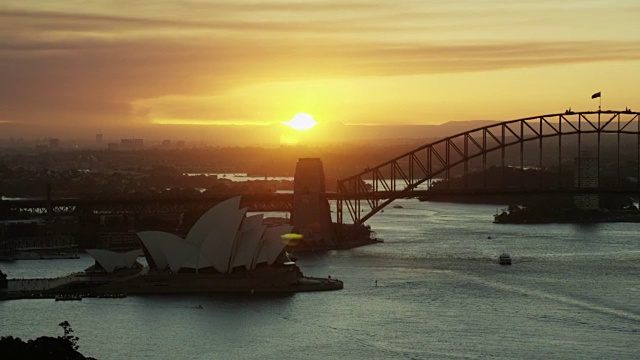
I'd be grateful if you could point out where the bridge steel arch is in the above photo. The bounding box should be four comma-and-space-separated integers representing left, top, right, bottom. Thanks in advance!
336, 110, 640, 226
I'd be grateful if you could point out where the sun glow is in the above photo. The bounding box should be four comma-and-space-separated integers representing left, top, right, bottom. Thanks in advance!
283, 113, 317, 131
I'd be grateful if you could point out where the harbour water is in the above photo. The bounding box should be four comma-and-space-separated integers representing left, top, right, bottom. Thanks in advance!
1, 200, 639, 359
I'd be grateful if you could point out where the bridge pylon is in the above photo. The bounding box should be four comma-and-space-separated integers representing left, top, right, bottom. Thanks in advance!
291, 158, 334, 246
291, 158, 380, 250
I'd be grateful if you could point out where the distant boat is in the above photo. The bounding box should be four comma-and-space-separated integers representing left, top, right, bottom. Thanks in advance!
96, 293, 127, 299
55, 293, 82, 301
498, 253, 512, 265
392, 205, 403, 209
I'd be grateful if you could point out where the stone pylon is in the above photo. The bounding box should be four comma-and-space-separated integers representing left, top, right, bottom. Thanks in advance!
291, 158, 334, 245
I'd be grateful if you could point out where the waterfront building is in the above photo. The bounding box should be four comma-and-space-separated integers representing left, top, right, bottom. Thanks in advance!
87, 197, 292, 274
66, 196, 342, 295
138, 196, 291, 273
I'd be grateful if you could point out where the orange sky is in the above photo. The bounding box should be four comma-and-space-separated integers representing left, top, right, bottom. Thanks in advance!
1, 1, 639, 142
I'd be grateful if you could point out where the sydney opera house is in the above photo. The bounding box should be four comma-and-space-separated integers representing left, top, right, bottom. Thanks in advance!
81, 197, 342, 294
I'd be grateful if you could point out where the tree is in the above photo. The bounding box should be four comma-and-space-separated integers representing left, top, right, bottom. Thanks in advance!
0, 321, 95, 360
59, 321, 80, 351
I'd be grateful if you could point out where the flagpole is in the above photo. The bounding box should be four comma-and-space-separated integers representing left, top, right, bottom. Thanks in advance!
592, 92, 602, 111
599, 95, 601, 112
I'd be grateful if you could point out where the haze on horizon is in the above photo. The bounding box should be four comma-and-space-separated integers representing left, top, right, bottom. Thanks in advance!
1, 0, 639, 144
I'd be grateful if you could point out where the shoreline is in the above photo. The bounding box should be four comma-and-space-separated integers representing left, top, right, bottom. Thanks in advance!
0, 267, 343, 301
494, 207, 640, 224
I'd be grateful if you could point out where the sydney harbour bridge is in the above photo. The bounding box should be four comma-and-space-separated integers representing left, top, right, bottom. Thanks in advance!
3, 110, 640, 230
336, 109, 640, 225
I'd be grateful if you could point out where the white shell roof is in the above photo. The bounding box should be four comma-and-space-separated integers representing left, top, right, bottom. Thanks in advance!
86, 249, 141, 273
164, 240, 198, 272
185, 197, 241, 245
254, 225, 293, 267
135, 196, 291, 274
138, 231, 182, 271
230, 214, 265, 271
199, 207, 247, 273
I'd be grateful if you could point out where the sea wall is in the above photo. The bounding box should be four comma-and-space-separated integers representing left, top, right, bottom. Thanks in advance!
6, 274, 80, 292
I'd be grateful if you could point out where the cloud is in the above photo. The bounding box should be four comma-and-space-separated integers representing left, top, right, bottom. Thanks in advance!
342, 41, 640, 75
1, 2, 639, 130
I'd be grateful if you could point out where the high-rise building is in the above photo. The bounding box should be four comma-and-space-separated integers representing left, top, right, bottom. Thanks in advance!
120, 139, 132, 149
574, 151, 599, 210
120, 139, 143, 150
96, 133, 103, 144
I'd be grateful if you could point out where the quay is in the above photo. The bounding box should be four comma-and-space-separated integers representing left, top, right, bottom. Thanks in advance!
0, 273, 342, 301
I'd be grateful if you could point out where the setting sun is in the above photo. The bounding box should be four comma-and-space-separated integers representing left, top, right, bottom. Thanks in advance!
283, 113, 317, 131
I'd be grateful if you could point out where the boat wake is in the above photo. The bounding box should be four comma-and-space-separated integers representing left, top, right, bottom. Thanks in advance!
457, 273, 640, 323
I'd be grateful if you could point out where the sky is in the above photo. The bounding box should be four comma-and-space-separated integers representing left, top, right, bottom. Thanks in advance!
1, 0, 639, 143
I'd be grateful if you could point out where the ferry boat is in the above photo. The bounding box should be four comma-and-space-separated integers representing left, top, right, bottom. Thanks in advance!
498, 253, 512, 265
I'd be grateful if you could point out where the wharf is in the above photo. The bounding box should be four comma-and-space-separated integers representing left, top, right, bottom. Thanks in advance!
0, 273, 343, 301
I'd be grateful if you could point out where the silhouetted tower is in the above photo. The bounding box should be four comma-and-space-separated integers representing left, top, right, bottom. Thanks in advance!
291, 158, 334, 245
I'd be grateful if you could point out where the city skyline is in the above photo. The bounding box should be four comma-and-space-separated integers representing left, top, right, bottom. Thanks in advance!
1, 1, 639, 144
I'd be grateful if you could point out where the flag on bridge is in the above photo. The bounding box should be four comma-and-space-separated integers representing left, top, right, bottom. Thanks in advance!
591, 92, 601, 99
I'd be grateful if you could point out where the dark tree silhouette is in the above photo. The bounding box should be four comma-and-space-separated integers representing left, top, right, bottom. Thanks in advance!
59, 321, 80, 351
0, 321, 96, 360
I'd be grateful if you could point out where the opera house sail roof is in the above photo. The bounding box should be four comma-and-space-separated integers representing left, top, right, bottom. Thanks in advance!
85, 249, 142, 273
128, 196, 293, 274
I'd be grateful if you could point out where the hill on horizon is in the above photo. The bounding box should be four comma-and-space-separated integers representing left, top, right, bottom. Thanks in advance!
0, 119, 499, 147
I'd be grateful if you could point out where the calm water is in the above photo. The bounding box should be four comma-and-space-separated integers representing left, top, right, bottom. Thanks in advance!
1, 200, 639, 359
